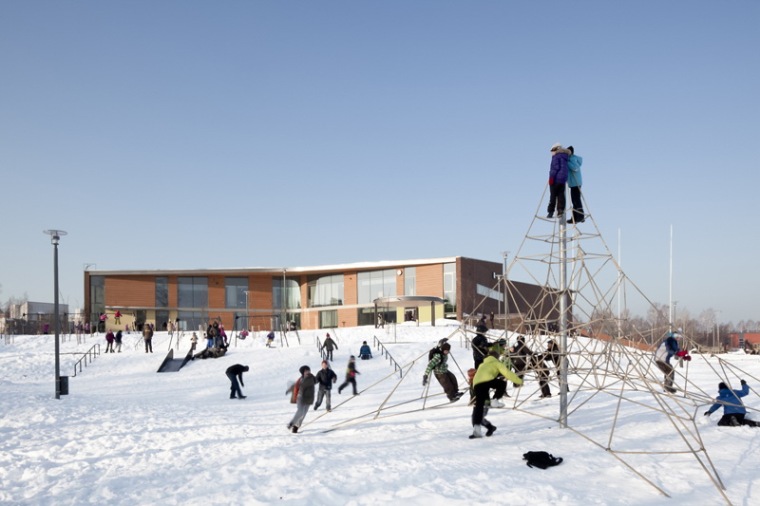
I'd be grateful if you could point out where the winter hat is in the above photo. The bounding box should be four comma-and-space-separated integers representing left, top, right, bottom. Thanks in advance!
299, 365, 310, 375
440, 342, 451, 352
567, 145, 574, 154
350, 355, 356, 360
718, 382, 728, 391
550, 143, 562, 152
243, 365, 250, 372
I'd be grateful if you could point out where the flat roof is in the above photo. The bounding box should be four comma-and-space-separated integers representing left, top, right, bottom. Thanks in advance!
86, 257, 461, 276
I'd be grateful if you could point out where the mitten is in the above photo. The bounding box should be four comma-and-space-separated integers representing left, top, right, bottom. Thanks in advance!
741, 379, 747, 386
422, 374, 428, 386
549, 177, 554, 186
704, 411, 711, 416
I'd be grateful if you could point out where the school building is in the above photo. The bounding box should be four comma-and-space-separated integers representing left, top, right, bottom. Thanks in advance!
83, 256, 554, 333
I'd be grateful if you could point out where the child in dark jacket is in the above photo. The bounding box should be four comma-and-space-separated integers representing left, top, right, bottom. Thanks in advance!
547, 143, 569, 219
338, 356, 359, 395
314, 360, 338, 411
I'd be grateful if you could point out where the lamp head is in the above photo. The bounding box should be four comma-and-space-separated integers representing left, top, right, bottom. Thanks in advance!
43, 229, 68, 245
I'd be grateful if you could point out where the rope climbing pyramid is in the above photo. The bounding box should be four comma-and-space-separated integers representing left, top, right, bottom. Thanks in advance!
491, 185, 757, 503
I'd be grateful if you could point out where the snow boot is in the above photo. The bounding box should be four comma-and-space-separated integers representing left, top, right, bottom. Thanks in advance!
485, 424, 497, 437
490, 398, 505, 408
469, 425, 483, 439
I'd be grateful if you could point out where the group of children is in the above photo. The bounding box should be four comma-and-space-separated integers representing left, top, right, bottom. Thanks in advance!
284, 355, 360, 432
224, 328, 759, 437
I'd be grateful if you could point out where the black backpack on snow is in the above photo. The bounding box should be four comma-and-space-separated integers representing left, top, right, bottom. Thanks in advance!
522, 451, 563, 469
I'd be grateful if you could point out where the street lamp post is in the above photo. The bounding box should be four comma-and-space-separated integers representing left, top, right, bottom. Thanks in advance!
44, 229, 67, 399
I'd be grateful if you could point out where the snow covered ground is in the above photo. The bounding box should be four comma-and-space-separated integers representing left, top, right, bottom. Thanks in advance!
2, 322, 759, 506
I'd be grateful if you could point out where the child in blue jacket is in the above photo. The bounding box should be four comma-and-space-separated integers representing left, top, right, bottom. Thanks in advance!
704, 380, 760, 427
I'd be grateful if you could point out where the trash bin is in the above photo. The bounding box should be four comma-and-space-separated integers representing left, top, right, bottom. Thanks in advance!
59, 376, 69, 396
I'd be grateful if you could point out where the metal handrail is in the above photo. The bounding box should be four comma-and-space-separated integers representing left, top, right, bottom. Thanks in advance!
73, 343, 101, 377
315, 337, 326, 359
373, 335, 403, 378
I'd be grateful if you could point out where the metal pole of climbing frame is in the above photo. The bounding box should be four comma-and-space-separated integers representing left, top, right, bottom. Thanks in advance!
559, 211, 568, 428
503, 251, 509, 332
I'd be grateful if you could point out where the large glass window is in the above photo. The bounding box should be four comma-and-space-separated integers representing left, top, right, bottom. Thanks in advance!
178, 277, 208, 308
156, 310, 169, 331
404, 267, 416, 296
225, 277, 249, 309
443, 263, 457, 314
308, 274, 344, 308
272, 277, 301, 310
156, 277, 168, 308
90, 275, 105, 326
319, 310, 338, 329
179, 311, 208, 332
357, 269, 396, 305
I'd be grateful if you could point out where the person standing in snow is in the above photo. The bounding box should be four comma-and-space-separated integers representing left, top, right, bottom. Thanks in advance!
287, 365, 316, 433
226, 364, 249, 399
190, 332, 198, 352
547, 143, 569, 219
704, 380, 760, 427
470, 350, 523, 439
566, 145, 584, 224
105, 329, 115, 353
313, 360, 338, 412
114, 330, 123, 353
322, 333, 338, 360
654, 330, 681, 393
143, 323, 154, 353
423, 341, 462, 402
338, 356, 360, 395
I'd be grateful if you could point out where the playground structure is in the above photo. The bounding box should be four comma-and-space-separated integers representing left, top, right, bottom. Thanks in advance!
301, 186, 755, 505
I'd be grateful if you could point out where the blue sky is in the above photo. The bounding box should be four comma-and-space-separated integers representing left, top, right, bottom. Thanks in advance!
1, 1, 757, 324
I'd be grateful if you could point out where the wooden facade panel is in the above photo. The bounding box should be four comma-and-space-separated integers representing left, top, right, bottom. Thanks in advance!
302, 311, 319, 330
416, 265, 443, 297
250, 275, 273, 312
168, 276, 177, 307
105, 276, 155, 307
344, 272, 357, 305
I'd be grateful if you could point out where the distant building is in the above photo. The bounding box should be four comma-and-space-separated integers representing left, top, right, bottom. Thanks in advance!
84, 257, 557, 332
7, 301, 70, 334
728, 332, 760, 352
